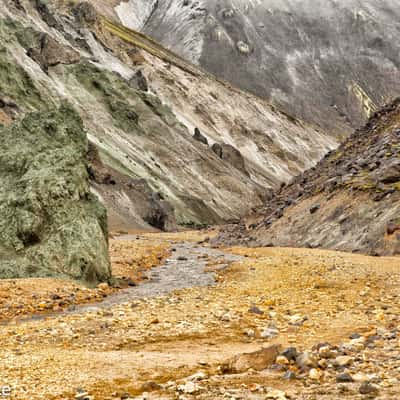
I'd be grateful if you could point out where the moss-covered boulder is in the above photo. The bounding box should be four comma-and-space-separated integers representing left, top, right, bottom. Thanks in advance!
0, 104, 111, 284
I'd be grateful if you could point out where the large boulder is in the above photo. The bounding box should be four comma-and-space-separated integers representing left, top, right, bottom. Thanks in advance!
212, 142, 249, 176
27, 33, 80, 72
0, 104, 111, 284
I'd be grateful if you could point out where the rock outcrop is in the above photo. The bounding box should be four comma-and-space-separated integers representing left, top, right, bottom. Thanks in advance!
0, 105, 111, 283
216, 99, 400, 256
212, 142, 249, 177
87, 143, 177, 232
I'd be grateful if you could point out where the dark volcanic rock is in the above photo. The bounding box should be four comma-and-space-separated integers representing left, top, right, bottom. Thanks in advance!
129, 69, 149, 92
0, 105, 111, 283
87, 143, 177, 232
193, 127, 208, 145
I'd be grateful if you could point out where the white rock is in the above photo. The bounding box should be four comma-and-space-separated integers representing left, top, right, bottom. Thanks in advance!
334, 356, 354, 367
186, 371, 207, 382
318, 346, 335, 358
309, 368, 323, 380
244, 328, 256, 337
261, 327, 279, 339
177, 381, 199, 394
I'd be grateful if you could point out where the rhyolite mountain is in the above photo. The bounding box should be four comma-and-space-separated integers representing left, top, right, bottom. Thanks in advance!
216, 99, 400, 256
0, 0, 335, 230
116, 0, 400, 135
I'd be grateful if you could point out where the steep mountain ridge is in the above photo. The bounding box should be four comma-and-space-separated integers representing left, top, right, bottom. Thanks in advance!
0, 0, 336, 229
120, 0, 400, 135
216, 99, 400, 256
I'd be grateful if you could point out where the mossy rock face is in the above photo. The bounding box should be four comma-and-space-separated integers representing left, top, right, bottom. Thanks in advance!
0, 104, 111, 284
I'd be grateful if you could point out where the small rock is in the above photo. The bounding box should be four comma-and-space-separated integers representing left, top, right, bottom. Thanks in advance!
283, 370, 296, 380
221, 344, 281, 373
318, 345, 335, 358
337, 373, 354, 383
349, 333, 361, 339
276, 355, 289, 365
288, 314, 308, 325
261, 327, 279, 339
97, 282, 109, 291
309, 368, 323, 380
249, 305, 264, 315
75, 391, 90, 400
281, 347, 298, 361
296, 351, 318, 369
177, 381, 198, 394
186, 372, 207, 382
310, 204, 320, 214
359, 382, 380, 395
244, 328, 256, 337
334, 356, 354, 367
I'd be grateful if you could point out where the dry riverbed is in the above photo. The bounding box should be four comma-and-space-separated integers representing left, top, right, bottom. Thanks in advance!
0, 231, 399, 399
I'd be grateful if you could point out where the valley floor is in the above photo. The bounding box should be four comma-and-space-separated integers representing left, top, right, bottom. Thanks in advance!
0, 232, 399, 399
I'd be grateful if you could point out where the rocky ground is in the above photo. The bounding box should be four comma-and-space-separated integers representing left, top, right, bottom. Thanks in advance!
0, 235, 169, 323
1, 231, 399, 399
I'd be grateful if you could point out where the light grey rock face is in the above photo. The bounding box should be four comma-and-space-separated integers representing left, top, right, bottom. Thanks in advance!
124, 0, 400, 134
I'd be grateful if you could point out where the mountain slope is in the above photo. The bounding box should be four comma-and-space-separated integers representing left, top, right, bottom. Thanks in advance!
217, 99, 400, 256
0, 0, 336, 229
118, 0, 400, 135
